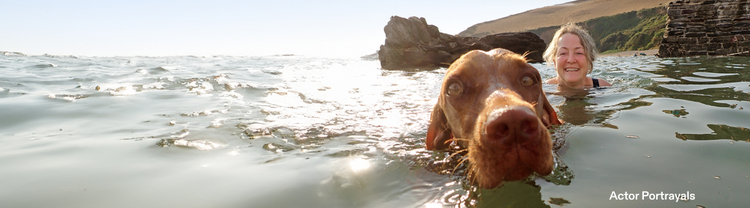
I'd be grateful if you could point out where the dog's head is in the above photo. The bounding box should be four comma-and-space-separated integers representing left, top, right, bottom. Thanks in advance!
426, 48, 561, 188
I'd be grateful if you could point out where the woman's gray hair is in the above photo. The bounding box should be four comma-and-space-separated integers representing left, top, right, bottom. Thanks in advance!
543, 23, 598, 73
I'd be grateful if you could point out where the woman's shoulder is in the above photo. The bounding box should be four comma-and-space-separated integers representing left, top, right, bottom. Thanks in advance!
593, 77, 612, 87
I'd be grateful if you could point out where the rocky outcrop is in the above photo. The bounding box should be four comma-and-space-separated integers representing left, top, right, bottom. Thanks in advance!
378, 16, 546, 70
659, 0, 750, 57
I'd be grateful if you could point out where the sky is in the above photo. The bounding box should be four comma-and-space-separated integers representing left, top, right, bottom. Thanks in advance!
1, 0, 572, 58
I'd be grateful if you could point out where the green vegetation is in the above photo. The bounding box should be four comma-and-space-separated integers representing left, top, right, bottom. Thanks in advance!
527, 7, 667, 54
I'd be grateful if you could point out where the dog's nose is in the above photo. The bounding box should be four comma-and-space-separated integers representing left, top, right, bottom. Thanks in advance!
484, 107, 540, 144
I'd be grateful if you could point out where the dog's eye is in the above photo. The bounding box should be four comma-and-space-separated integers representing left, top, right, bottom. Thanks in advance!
521, 76, 535, 86
447, 82, 462, 96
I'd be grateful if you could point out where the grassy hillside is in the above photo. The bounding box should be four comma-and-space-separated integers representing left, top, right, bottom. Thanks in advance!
527, 7, 667, 54
459, 0, 672, 37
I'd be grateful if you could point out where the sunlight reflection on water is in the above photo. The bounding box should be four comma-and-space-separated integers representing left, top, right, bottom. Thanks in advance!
349, 158, 371, 173
1, 54, 749, 208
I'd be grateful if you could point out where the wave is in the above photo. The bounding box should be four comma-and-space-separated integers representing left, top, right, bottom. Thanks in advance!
1, 51, 27, 56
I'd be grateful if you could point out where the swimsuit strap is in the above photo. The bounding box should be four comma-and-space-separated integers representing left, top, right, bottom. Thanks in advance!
592, 77, 600, 88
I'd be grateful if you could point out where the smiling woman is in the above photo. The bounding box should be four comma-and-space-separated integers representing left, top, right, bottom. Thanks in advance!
544, 23, 611, 89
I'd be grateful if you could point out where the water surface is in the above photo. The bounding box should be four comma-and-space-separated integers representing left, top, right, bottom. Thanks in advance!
1, 53, 748, 207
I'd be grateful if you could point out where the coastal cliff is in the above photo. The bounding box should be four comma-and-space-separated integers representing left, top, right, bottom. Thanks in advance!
377, 0, 750, 62
377, 16, 546, 70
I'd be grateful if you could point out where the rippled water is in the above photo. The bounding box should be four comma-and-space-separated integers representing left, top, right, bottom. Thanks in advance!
1, 52, 748, 208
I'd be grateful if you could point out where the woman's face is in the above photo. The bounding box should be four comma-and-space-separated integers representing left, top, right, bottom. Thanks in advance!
554, 33, 590, 86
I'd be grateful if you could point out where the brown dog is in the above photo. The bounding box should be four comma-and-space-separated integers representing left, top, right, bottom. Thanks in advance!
426, 48, 562, 189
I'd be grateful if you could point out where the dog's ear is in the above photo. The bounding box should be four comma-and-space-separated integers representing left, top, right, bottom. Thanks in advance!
541, 95, 563, 126
426, 104, 452, 150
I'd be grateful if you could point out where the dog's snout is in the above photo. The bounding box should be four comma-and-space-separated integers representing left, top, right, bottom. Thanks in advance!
484, 107, 540, 143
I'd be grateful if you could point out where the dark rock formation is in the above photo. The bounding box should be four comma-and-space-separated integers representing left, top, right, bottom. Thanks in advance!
378, 16, 547, 70
659, 0, 750, 57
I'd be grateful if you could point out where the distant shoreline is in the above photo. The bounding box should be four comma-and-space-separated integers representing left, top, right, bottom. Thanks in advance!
598, 49, 659, 57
